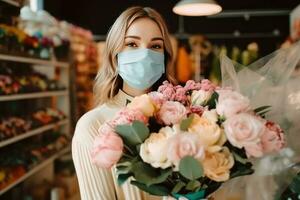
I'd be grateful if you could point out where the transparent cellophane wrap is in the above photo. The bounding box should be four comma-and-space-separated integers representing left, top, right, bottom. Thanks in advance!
212, 41, 300, 200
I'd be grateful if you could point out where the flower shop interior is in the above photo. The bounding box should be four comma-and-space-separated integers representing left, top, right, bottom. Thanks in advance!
0, 0, 300, 199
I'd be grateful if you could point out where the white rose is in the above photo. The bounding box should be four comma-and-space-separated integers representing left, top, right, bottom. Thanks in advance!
216, 90, 250, 119
140, 127, 175, 169
191, 90, 213, 106
224, 113, 265, 149
202, 109, 218, 123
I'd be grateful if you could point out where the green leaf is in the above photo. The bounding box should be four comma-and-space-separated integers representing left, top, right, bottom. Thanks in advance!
115, 120, 149, 146
117, 173, 132, 186
179, 156, 203, 180
230, 161, 254, 179
180, 115, 194, 131
116, 162, 132, 175
132, 162, 172, 186
254, 105, 271, 114
232, 152, 247, 164
206, 92, 219, 109
171, 181, 186, 194
185, 180, 201, 191
289, 173, 300, 193
131, 181, 169, 196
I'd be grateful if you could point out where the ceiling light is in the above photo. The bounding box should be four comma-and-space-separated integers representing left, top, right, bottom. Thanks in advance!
173, 0, 222, 16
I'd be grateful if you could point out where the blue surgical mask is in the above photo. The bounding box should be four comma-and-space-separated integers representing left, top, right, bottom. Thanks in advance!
117, 48, 165, 90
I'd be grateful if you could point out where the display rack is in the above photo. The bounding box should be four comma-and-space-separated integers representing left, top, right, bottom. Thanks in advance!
0, 52, 71, 195
0, 119, 69, 148
0, 0, 20, 7
0, 145, 71, 195
0, 91, 68, 101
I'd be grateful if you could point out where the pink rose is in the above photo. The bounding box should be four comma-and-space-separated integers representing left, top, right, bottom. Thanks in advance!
148, 91, 166, 109
184, 80, 202, 91
244, 142, 264, 158
158, 81, 176, 101
200, 79, 216, 92
224, 113, 265, 149
261, 121, 285, 153
111, 108, 148, 127
174, 85, 188, 104
216, 90, 250, 118
158, 101, 187, 125
187, 105, 205, 116
167, 133, 205, 167
91, 131, 124, 168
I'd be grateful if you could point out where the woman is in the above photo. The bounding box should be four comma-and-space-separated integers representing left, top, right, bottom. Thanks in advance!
72, 6, 176, 200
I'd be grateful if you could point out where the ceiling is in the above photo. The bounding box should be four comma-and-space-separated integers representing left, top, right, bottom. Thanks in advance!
44, 0, 300, 53
44, 0, 299, 34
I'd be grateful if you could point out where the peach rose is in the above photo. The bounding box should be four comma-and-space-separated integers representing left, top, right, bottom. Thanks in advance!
91, 131, 123, 169
111, 108, 148, 127
223, 113, 265, 149
128, 94, 156, 117
188, 114, 224, 148
216, 90, 250, 118
167, 133, 205, 168
157, 101, 187, 125
140, 127, 175, 169
202, 147, 234, 182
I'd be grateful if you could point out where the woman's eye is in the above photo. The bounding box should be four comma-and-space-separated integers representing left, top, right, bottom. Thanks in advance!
126, 42, 138, 47
151, 44, 162, 49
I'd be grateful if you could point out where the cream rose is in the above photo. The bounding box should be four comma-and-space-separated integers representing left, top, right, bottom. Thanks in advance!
191, 90, 213, 106
128, 94, 155, 117
140, 127, 175, 169
223, 113, 265, 149
216, 90, 250, 118
188, 114, 223, 147
202, 147, 234, 182
202, 109, 218, 123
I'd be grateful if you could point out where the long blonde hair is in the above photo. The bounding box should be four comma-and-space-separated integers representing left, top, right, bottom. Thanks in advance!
94, 6, 176, 106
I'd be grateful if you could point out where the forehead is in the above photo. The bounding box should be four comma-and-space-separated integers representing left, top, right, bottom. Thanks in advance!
126, 17, 163, 37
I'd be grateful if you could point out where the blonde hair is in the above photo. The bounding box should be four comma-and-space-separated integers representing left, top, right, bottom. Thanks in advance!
94, 6, 176, 106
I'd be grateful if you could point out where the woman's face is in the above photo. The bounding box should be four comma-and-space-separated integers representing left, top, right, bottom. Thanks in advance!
122, 17, 164, 53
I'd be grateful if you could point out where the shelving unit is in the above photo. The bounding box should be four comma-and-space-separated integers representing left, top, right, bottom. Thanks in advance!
0, 0, 20, 7
0, 145, 71, 195
0, 51, 72, 196
0, 90, 69, 101
0, 54, 69, 68
0, 119, 69, 148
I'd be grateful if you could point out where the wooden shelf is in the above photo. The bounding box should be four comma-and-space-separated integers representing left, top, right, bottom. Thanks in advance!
0, 90, 69, 101
0, 54, 69, 68
0, 145, 71, 195
0, 119, 69, 148
0, 0, 20, 7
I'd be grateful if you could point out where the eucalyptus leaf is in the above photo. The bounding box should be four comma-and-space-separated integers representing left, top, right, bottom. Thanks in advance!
180, 115, 194, 131
132, 162, 172, 186
131, 181, 169, 196
186, 180, 201, 191
115, 120, 149, 146
117, 173, 132, 186
171, 181, 186, 194
179, 156, 203, 180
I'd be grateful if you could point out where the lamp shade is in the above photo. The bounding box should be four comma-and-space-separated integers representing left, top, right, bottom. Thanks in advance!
173, 0, 222, 16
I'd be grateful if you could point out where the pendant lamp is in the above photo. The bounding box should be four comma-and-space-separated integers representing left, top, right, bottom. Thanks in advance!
173, 0, 222, 16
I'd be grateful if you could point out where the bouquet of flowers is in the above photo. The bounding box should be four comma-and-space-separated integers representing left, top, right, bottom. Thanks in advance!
91, 79, 285, 199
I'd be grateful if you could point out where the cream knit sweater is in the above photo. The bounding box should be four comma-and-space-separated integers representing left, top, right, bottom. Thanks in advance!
72, 90, 162, 200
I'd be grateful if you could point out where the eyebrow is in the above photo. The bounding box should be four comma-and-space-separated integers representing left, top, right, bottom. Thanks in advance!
125, 35, 164, 41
